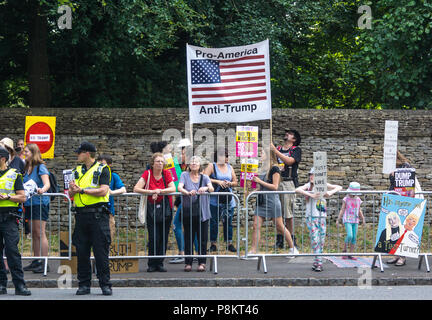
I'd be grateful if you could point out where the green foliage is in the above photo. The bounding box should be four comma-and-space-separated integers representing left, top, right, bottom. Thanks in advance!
0, 0, 431, 109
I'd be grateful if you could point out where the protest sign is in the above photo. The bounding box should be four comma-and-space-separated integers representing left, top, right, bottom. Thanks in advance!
25, 116, 56, 159
313, 152, 327, 197
187, 40, 271, 124
63, 169, 73, 199
163, 153, 182, 189
240, 158, 259, 189
394, 168, 416, 198
383, 120, 398, 174
374, 193, 426, 258
60, 231, 139, 274
109, 242, 139, 274
236, 126, 258, 158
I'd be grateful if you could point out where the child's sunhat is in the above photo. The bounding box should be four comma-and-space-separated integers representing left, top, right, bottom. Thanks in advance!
347, 182, 361, 195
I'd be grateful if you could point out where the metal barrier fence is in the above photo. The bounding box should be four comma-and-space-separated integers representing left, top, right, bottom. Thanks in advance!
4, 191, 431, 275
3, 193, 73, 276
108, 192, 242, 274
244, 190, 432, 273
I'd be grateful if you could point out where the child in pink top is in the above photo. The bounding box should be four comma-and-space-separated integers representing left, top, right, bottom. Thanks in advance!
336, 182, 365, 259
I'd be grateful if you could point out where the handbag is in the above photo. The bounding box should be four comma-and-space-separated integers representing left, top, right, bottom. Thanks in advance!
147, 199, 172, 223
182, 174, 203, 219
138, 170, 151, 224
146, 171, 172, 223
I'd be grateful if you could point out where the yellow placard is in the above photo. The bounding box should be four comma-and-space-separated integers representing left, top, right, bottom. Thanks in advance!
236, 131, 258, 143
24, 116, 56, 159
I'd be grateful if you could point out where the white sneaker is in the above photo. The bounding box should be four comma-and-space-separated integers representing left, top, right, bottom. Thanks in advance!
169, 257, 185, 264
287, 247, 299, 259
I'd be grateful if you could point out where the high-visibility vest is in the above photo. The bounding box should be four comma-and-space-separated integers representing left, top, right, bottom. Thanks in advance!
73, 162, 111, 207
0, 168, 20, 208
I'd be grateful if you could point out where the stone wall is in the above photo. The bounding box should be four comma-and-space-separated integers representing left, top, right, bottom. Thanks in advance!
2, 108, 431, 193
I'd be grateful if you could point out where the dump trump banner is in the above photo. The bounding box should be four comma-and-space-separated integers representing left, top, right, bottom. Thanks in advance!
187, 40, 272, 124
374, 193, 426, 258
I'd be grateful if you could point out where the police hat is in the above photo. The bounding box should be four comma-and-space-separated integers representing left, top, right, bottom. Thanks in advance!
75, 141, 97, 153
0, 147, 9, 159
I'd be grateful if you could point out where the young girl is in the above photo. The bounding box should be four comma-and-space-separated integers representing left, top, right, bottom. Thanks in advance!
296, 168, 342, 272
336, 182, 365, 260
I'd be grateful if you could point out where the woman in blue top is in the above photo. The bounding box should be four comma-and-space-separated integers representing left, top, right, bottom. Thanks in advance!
203, 148, 238, 253
22, 144, 51, 274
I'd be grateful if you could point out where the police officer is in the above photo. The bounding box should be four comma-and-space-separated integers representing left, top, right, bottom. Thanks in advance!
68, 142, 112, 296
0, 147, 31, 296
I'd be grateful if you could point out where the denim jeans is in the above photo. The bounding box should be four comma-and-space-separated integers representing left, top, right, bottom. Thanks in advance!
173, 204, 198, 253
209, 204, 234, 243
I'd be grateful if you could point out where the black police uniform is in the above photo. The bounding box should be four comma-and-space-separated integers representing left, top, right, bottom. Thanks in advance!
0, 167, 31, 295
72, 161, 112, 293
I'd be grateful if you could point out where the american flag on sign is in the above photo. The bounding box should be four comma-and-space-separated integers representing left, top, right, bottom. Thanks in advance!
190, 55, 268, 106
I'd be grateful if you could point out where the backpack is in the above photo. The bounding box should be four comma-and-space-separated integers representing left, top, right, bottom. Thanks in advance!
38, 165, 59, 200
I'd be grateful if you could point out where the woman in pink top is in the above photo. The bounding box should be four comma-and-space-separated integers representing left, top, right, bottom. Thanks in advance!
336, 182, 365, 260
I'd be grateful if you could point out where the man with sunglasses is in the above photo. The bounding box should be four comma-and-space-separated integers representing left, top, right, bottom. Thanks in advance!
68, 142, 112, 296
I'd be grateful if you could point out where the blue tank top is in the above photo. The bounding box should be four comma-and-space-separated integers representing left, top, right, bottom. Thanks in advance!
210, 163, 236, 208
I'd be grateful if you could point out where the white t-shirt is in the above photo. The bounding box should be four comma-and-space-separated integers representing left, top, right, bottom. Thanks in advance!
303, 182, 327, 218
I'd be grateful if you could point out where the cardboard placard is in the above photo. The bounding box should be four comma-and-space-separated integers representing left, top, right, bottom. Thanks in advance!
60, 231, 138, 274
313, 152, 327, 197
383, 120, 398, 174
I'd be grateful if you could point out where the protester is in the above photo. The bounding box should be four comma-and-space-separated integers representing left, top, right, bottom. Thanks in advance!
203, 147, 238, 253
178, 156, 213, 272
249, 148, 299, 257
97, 154, 126, 241
271, 129, 302, 248
386, 151, 420, 267
0, 146, 31, 296
16, 139, 25, 160
1, 138, 25, 174
170, 138, 198, 264
21, 143, 51, 274
336, 182, 365, 260
69, 141, 113, 295
134, 152, 175, 272
296, 167, 342, 272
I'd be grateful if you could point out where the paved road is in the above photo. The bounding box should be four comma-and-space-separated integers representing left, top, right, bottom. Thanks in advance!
1, 286, 432, 300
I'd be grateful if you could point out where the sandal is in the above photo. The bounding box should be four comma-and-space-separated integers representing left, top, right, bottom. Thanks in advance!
197, 264, 206, 272
395, 258, 406, 266
184, 265, 192, 272
387, 257, 399, 264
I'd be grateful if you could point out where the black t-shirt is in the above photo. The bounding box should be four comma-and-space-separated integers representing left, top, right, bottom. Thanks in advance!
9, 156, 25, 175
263, 166, 281, 185
0, 168, 24, 213
276, 146, 301, 187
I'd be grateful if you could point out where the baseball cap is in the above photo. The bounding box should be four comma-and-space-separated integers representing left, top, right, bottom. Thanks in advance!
75, 141, 97, 153
0, 147, 9, 159
308, 167, 315, 175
